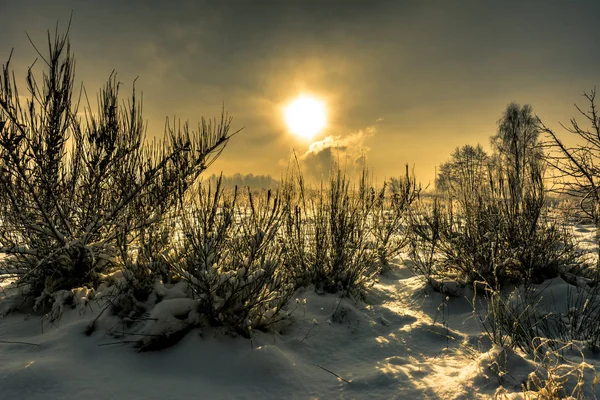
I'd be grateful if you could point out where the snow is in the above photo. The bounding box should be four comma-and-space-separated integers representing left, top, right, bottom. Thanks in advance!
1, 226, 600, 399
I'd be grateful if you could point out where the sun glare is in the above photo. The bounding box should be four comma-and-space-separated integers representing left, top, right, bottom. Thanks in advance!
284, 95, 327, 140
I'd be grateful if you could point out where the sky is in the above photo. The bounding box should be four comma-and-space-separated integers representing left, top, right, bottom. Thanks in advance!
1, 0, 600, 185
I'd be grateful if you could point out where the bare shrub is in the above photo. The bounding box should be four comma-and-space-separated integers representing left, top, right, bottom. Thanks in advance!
371, 165, 420, 269
325, 169, 377, 295
524, 340, 598, 400
476, 277, 600, 356
475, 283, 549, 354
407, 197, 444, 286
281, 165, 378, 298
409, 173, 576, 289
169, 178, 294, 337
0, 24, 236, 302
280, 162, 327, 289
408, 105, 578, 290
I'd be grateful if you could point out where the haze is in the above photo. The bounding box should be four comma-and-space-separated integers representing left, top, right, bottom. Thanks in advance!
1, 0, 599, 184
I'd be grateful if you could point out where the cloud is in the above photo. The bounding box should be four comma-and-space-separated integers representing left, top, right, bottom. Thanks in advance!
299, 123, 378, 181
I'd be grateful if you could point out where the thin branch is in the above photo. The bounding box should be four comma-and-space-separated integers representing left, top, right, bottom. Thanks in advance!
316, 364, 351, 384
0, 339, 39, 346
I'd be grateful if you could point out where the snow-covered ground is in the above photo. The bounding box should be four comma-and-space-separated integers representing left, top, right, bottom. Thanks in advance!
1, 225, 599, 399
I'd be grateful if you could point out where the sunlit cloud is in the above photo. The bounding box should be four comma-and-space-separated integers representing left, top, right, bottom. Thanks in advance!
299, 122, 379, 181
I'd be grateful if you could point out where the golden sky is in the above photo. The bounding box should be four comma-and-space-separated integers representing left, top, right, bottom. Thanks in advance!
2, 0, 599, 185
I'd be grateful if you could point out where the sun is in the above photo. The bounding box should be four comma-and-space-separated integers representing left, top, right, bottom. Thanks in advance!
283, 95, 327, 140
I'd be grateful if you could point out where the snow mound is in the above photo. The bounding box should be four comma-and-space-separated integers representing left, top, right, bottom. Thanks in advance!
2, 244, 600, 399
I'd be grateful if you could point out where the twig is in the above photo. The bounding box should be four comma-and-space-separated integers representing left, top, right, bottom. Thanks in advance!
0, 339, 39, 346
301, 323, 318, 343
316, 364, 351, 384
87, 300, 113, 331
98, 340, 139, 347
112, 332, 164, 338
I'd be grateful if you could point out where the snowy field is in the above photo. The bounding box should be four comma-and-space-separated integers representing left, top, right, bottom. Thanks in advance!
1, 224, 599, 399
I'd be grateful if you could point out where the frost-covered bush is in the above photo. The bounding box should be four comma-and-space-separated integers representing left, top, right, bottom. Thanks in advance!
282, 167, 377, 297
409, 105, 579, 289
406, 197, 444, 288
475, 278, 600, 357
116, 212, 180, 304
323, 169, 377, 295
280, 165, 327, 289
409, 162, 578, 289
370, 165, 419, 269
0, 26, 235, 302
169, 179, 294, 337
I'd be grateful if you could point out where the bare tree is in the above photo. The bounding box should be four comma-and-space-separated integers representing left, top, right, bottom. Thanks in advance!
491, 103, 544, 211
539, 89, 600, 224
436, 144, 489, 199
